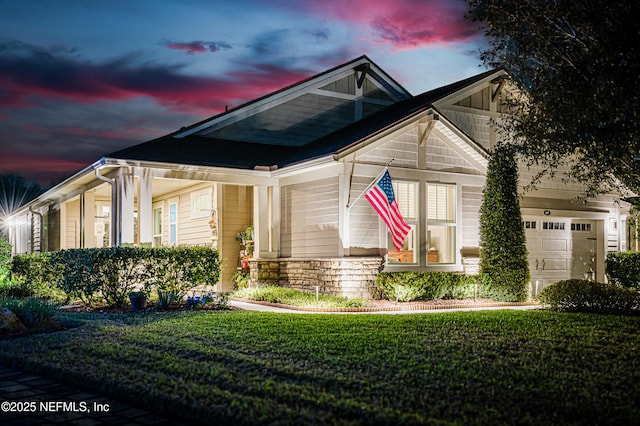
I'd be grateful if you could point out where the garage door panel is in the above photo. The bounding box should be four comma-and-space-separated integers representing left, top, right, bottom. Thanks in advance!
526, 236, 541, 252
541, 258, 567, 271
542, 239, 568, 252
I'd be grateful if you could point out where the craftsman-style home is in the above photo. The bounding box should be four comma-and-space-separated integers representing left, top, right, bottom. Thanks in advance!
7, 56, 629, 297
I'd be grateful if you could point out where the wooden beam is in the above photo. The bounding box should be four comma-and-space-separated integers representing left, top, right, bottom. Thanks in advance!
418, 114, 438, 146
355, 63, 370, 89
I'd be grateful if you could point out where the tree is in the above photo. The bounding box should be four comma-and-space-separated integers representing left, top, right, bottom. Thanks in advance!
479, 144, 529, 301
466, 0, 640, 197
0, 173, 43, 217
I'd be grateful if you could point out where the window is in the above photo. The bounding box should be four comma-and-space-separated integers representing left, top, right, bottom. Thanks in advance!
427, 184, 457, 264
387, 181, 418, 264
571, 223, 592, 232
543, 221, 565, 230
169, 202, 177, 244
523, 220, 537, 229
153, 206, 163, 247
190, 190, 211, 219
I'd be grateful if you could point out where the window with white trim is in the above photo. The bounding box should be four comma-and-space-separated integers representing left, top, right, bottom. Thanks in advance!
153, 206, 163, 247
427, 184, 457, 264
190, 189, 212, 219
543, 221, 565, 230
169, 201, 178, 244
387, 181, 418, 264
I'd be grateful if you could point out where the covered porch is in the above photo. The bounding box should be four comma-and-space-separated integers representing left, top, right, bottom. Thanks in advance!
8, 160, 281, 291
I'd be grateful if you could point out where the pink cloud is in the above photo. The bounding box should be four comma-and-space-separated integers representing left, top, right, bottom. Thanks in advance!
282, 0, 478, 48
165, 41, 232, 54
0, 43, 312, 114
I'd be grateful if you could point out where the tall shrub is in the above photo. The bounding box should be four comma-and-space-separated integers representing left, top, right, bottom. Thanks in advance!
479, 144, 529, 301
606, 252, 640, 290
0, 234, 11, 285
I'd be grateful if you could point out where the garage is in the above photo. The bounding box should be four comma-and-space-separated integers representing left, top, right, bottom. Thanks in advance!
524, 217, 598, 295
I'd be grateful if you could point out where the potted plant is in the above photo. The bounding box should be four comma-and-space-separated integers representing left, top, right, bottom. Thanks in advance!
128, 291, 147, 311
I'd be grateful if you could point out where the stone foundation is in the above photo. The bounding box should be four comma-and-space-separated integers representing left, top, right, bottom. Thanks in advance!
249, 257, 385, 299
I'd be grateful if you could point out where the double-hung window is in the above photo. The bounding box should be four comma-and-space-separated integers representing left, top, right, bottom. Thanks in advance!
427, 184, 457, 264
153, 206, 163, 247
169, 201, 178, 244
387, 181, 418, 264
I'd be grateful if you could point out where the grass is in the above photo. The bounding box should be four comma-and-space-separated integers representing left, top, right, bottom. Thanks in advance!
1, 310, 640, 425
233, 285, 369, 308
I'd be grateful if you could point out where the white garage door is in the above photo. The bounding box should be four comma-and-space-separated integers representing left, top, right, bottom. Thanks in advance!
524, 217, 597, 295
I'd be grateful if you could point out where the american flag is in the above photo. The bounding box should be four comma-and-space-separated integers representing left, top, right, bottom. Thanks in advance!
364, 170, 410, 251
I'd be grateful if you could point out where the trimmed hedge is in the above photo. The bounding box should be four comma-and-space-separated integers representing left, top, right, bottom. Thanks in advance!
12, 246, 222, 307
537, 279, 640, 315
376, 272, 478, 302
606, 252, 640, 290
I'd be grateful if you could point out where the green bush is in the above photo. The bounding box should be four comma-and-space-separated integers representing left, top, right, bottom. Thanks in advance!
606, 252, 640, 290
537, 279, 640, 315
49, 246, 221, 307
0, 234, 11, 285
0, 297, 60, 325
11, 253, 66, 302
145, 246, 221, 309
233, 286, 369, 308
375, 272, 477, 302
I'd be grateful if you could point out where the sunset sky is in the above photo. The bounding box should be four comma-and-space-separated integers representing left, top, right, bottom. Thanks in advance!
0, 0, 487, 187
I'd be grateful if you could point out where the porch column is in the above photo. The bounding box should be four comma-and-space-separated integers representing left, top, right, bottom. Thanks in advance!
83, 189, 96, 248
138, 170, 153, 246
596, 220, 606, 282
116, 168, 135, 246
253, 185, 279, 258
339, 166, 350, 256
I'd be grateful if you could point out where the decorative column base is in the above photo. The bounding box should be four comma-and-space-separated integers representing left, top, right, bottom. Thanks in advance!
248, 257, 385, 299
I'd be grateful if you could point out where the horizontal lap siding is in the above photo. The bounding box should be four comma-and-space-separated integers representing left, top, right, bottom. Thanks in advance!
177, 193, 212, 246
281, 177, 340, 257
349, 176, 380, 250
65, 199, 80, 249
358, 128, 419, 168
220, 185, 253, 290
426, 135, 482, 175
441, 109, 491, 151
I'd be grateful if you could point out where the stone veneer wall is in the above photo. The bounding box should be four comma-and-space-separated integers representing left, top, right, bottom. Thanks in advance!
249, 257, 385, 299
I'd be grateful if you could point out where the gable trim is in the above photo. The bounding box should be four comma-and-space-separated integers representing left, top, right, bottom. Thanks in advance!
175, 56, 411, 138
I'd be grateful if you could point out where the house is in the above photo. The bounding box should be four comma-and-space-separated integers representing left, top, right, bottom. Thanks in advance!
6, 55, 630, 297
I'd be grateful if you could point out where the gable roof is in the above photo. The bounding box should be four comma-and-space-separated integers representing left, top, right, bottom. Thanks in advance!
109, 65, 502, 170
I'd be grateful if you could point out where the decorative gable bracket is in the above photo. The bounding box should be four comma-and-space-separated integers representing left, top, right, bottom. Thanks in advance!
354, 63, 371, 89
418, 113, 439, 146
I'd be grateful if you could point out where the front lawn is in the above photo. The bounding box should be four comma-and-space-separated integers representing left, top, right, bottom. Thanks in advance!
1, 310, 639, 425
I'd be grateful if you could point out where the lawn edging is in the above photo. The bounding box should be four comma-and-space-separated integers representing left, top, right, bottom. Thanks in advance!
231, 297, 539, 312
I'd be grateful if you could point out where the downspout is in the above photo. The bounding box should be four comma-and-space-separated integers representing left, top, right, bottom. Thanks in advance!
29, 206, 43, 253
95, 167, 118, 247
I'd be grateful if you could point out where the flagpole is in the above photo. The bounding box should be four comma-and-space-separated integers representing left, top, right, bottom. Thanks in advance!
346, 159, 394, 210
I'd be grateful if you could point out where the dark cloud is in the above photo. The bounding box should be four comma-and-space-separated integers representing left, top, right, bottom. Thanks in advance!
0, 40, 310, 112
0, 40, 319, 185
165, 40, 232, 54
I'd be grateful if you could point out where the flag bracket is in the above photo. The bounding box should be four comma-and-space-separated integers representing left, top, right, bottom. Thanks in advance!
345, 159, 394, 210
